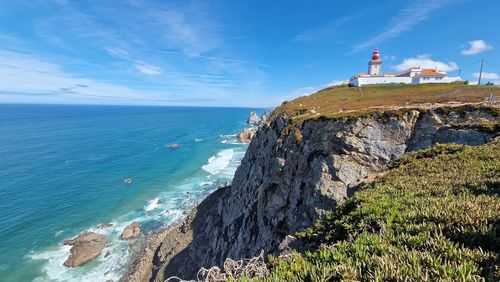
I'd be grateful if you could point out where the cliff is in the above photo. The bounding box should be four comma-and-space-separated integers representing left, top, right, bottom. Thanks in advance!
253, 141, 500, 281
124, 84, 499, 281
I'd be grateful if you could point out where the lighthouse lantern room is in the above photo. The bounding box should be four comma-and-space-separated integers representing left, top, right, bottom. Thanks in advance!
368, 48, 382, 76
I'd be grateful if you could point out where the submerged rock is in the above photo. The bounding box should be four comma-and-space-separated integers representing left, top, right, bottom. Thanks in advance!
121, 222, 141, 240
63, 231, 107, 267
96, 223, 113, 229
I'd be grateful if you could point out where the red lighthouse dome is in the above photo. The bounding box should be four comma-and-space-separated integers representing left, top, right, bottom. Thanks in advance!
371, 48, 380, 61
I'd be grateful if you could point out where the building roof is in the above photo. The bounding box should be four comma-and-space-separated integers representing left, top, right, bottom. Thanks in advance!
414, 69, 446, 77
399, 67, 421, 73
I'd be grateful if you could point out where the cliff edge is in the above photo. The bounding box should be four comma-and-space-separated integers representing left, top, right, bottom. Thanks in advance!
124, 84, 499, 281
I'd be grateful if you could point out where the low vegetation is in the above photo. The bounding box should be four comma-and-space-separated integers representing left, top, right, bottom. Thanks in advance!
272, 83, 500, 122
239, 142, 500, 281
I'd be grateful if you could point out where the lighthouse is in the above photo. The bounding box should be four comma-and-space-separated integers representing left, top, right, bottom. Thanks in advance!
368, 48, 382, 76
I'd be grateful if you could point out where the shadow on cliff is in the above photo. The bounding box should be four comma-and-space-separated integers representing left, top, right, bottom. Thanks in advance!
157, 186, 231, 281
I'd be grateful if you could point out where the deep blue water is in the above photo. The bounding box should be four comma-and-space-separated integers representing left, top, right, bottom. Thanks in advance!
0, 104, 256, 281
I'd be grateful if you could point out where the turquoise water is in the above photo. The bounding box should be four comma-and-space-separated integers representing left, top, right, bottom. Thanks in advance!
0, 104, 257, 281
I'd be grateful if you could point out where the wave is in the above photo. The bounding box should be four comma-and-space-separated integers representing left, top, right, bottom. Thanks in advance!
29, 145, 247, 281
202, 149, 234, 175
145, 198, 160, 212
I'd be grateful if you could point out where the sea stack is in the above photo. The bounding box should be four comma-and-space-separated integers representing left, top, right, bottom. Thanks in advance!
246, 111, 261, 125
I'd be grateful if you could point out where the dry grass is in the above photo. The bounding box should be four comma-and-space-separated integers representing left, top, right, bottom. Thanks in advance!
273, 83, 500, 122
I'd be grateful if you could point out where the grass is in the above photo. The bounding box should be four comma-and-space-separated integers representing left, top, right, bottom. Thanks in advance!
272, 83, 500, 123
239, 142, 500, 281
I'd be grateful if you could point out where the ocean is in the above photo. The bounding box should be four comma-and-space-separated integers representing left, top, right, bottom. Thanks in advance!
0, 104, 258, 281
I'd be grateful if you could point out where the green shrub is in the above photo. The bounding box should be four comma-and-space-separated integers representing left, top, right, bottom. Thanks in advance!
243, 142, 500, 281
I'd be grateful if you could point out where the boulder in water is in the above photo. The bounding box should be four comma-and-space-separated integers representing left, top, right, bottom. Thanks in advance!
63, 231, 107, 267
121, 222, 141, 240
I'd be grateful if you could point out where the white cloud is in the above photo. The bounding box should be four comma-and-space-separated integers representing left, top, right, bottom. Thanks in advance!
352, 0, 452, 53
106, 46, 162, 75
0, 48, 269, 106
393, 55, 458, 72
106, 47, 130, 59
473, 72, 499, 79
292, 86, 317, 97
0, 49, 145, 101
461, 40, 493, 55
0, 2, 271, 107
134, 63, 162, 75
327, 80, 347, 87
150, 6, 220, 57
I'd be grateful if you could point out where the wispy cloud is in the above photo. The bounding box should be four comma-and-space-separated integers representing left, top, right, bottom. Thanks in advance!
288, 80, 347, 101
134, 63, 162, 75
106, 47, 162, 75
352, 0, 453, 53
128, 1, 221, 57
461, 40, 493, 55
392, 55, 458, 72
293, 15, 358, 42
292, 86, 317, 96
105, 47, 130, 59
327, 80, 348, 87
0, 50, 143, 101
0, 1, 270, 106
473, 72, 498, 79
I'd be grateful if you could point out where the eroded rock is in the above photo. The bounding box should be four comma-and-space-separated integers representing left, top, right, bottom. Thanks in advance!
63, 231, 107, 267
236, 128, 257, 143
246, 111, 261, 125
121, 222, 141, 240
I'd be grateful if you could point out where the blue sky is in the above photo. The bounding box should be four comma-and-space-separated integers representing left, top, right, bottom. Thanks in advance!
0, 0, 498, 107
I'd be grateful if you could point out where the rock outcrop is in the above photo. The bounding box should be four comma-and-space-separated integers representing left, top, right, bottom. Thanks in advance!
121, 222, 141, 240
236, 128, 257, 143
63, 231, 107, 267
246, 111, 261, 125
124, 105, 499, 281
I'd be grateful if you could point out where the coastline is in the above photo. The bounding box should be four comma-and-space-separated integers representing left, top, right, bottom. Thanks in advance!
123, 187, 230, 282
0, 105, 257, 282
122, 100, 500, 281
123, 114, 266, 281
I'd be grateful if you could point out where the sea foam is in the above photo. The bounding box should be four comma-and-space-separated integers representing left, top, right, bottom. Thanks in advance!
202, 149, 234, 175
144, 198, 160, 212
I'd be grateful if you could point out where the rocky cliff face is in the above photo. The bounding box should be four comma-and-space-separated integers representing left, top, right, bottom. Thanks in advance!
124, 105, 499, 282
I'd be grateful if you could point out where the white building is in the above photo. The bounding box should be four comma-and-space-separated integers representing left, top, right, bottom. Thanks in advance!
350, 49, 461, 87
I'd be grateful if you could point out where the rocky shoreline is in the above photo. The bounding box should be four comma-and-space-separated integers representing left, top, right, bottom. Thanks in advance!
57, 113, 261, 276
122, 103, 499, 281
123, 187, 230, 282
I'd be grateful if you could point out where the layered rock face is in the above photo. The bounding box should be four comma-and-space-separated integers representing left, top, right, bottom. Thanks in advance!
125, 106, 498, 281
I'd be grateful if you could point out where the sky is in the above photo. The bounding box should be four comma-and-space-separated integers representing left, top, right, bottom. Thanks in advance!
0, 0, 499, 107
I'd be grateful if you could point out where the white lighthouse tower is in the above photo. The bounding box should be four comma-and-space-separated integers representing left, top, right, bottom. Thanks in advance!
368, 48, 382, 76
